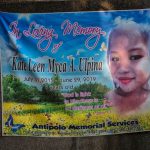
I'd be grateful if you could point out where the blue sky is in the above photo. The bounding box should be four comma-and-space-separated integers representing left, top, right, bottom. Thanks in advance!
0, 9, 150, 91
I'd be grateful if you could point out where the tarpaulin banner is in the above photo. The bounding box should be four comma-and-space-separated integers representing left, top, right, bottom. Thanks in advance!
1, 9, 150, 137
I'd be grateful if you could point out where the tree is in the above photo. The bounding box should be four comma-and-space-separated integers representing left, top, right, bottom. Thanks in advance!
2, 74, 40, 103
51, 74, 62, 91
40, 74, 64, 104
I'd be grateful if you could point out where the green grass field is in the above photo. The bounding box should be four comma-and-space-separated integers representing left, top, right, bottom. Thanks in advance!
2, 102, 150, 137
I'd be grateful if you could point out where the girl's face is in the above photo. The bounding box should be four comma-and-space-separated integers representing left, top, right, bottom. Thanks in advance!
108, 35, 150, 93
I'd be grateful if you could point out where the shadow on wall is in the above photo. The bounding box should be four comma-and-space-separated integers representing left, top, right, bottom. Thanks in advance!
0, 0, 149, 12
72, 0, 150, 11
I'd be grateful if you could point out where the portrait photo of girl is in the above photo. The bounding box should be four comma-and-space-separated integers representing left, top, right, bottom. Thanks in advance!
106, 22, 150, 115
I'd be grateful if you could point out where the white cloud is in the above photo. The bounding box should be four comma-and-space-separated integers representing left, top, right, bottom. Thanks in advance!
9, 33, 17, 45
32, 56, 53, 63
0, 34, 27, 68
18, 14, 31, 21
113, 16, 150, 33
0, 36, 16, 68
114, 16, 136, 26
8, 33, 21, 50
0, 36, 7, 50
0, 36, 15, 58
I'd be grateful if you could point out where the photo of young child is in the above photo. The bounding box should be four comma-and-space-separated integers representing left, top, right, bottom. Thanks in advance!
106, 23, 150, 115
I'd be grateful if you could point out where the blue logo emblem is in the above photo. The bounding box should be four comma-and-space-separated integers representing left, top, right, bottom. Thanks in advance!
5, 115, 25, 132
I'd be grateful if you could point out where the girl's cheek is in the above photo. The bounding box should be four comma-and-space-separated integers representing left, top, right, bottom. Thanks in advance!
109, 67, 117, 77
136, 57, 150, 74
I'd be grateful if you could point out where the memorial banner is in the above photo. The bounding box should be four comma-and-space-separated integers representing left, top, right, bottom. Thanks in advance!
1, 9, 150, 137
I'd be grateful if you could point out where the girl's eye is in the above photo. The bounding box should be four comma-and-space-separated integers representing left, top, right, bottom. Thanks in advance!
130, 55, 143, 60
111, 57, 119, 62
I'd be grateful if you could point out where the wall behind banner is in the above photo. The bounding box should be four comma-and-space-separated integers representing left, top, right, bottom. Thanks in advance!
0, 0, 150, 150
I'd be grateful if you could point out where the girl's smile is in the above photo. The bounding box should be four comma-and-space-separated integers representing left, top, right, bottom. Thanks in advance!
118, 77, 135, 85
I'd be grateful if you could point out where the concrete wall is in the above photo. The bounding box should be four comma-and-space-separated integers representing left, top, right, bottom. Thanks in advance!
0, 1, 150, 150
